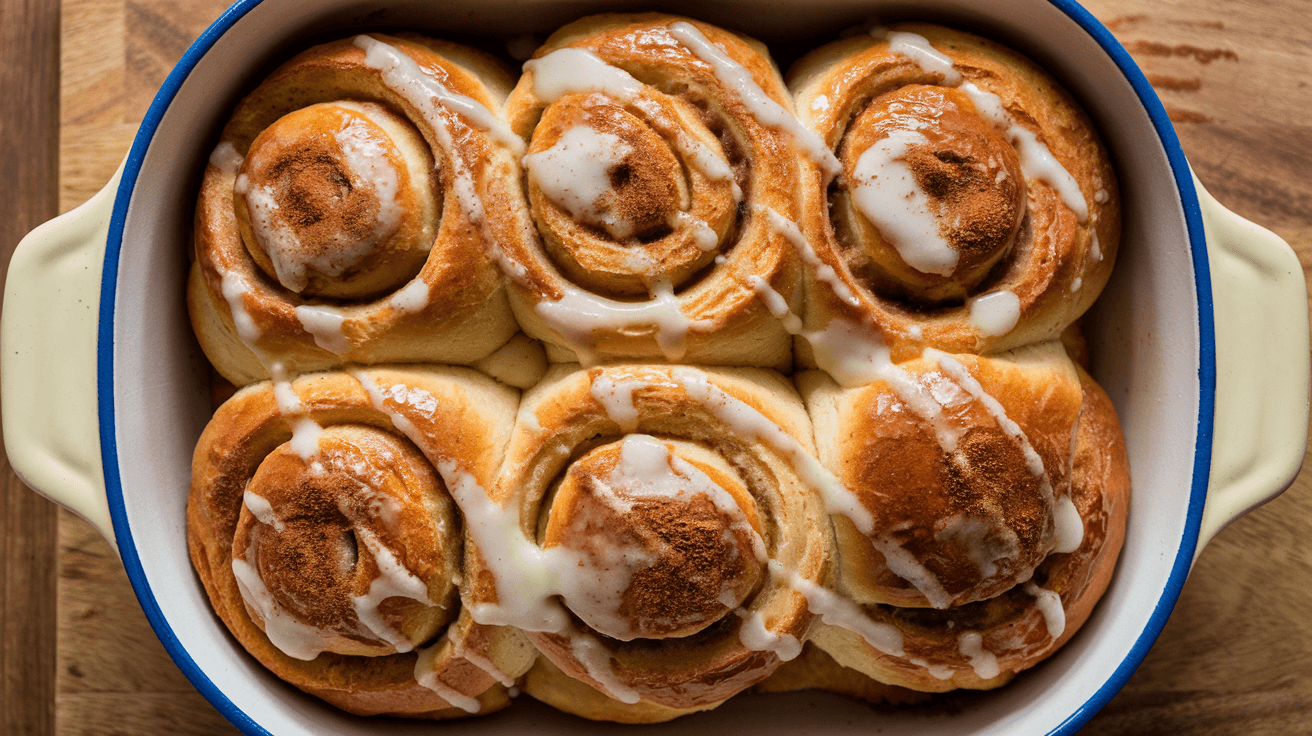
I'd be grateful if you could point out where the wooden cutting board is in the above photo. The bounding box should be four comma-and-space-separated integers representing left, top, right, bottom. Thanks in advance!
24, 0, 1312, 733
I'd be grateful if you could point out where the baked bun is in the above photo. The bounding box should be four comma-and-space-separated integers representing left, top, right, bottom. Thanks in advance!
800, 358, 1130, 691
492, 13, 828, 367
790, 23, 1118, 363
466, 363, 833, 721
187, 367, 535, 716
189, 35, 523, 385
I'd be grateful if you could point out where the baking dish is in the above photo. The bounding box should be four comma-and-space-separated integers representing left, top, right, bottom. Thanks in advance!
2, 0, 1308, 734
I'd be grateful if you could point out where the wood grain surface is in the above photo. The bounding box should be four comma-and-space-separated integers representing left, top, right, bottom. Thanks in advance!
0, 0, 1308, 733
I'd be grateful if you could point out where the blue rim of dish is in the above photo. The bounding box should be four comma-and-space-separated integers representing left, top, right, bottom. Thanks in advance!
95, 1, 1215, 734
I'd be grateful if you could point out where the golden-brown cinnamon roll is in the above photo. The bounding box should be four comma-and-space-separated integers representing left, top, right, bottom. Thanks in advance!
187, 367, 535, 716
800, 342, 1085, 611
798, 351, 1129, 691
492, 14, 828, 367
464, 364, 833, 722
189, 35, 523, 385
790, 24, 1119, 360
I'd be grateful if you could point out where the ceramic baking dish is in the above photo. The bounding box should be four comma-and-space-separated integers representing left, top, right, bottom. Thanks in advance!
3, 0, 1308, 733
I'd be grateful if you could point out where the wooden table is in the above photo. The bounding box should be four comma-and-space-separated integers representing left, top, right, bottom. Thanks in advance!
2, 0, 1309, 733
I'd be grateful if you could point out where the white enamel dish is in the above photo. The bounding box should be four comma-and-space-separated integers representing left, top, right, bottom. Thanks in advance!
3, 0, 1308, 734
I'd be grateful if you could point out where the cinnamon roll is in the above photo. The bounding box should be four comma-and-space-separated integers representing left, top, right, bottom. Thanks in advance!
789, 23, 1119, 361
187, 367, 535, 716
464, 363, 833, 722
797, 349, 1129, 691
189, 34, 523, 385
493, 14, 828, 367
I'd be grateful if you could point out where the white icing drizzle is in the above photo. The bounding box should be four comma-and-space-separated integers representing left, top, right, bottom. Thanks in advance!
667, 22, 841, 180
669, 367, 875, 535
568, 626, 642, 703
238, 176, 316, 292
931, 352, 1050, 484
526, 47, 645, 103
850, 128, 959, 276
294, 304, 351, 355
872, 537, 954, 610
1024, 581, 1066, 639
242, 490, 284, 532
886, 31, 963, 85
231, 550, 335, 660
559, 434, 765, 641
810, 93, 830, 112
210, 142, 244, 177
670, 211, 719, 250
389, 277, 430, 314
268, 363, 326, 462
935, 515, 1020, 580
749, 276, 804, 334
534, 278, 713, 364
1094, 188, 1109, 204
968, 290, 1021, 336
332, 112, 403, 249
354, 35, 509, 226
351, 371, 570, 634
768, 560, 904, 656
758, 207, 860, 307
220, 271, 262, 346
288, 418, 324, 461
959, 80, 1088, 223
354, 35, 523, 155
918, 659, 957, 680
453, 636, 518, 688
957, 631, 1001, 680
350, 526, 434, 653
589, 373, 644, 432
878, 31, 1089, 223
735, 608, 803, 661
524, 125, 638, 239
1091, 230, 1103, 261
611, 435, 762, 542
524, 49, 740, 198
234, 486, 437, 663
1052, 494, 1085, 554
415, 643, 483, 713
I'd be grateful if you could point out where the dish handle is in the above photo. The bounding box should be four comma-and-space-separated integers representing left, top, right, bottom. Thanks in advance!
1, 165, 121, 546
1195, 172, 1310, 558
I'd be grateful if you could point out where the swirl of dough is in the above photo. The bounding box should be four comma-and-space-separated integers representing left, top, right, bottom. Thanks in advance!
800, 342, 1085, 611
800, 357, 1129, 691
492, 14, 825, 367
189, 34, 523, 386
187, 367, 535, 717
790, 23, 1119, 358
462, 364, 833, 722
231, 425, 459, 659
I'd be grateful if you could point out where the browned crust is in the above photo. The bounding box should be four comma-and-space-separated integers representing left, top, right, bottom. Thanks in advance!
496, 14, 804, 367
808, 362, 1130, 692
190, 35, 519, 386
790, 23, 1119, 359
478, 363, 834, 715
186, 367, 530, 717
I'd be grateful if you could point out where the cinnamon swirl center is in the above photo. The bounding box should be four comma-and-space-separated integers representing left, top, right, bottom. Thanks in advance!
524, 93, 738, 297
835, 85, 1026, 305
234, 101, 438, 300
540, 435, 765, 641
231, 425, 459, 658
